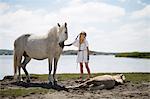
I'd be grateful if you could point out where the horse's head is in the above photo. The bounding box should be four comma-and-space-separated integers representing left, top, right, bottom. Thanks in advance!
57, 22, 68, 43
113, 74, 126, 84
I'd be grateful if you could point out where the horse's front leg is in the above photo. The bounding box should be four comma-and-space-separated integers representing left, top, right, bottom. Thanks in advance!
48, 58, 53, 85
53, 57, 59, 85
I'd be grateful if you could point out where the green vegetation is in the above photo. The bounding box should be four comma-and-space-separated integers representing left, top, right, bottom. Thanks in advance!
0, 49, 13, 55
124, 73, 150, 83
29, 73, 150, 83
0, 88, 53, 97
115, 52, 150, 59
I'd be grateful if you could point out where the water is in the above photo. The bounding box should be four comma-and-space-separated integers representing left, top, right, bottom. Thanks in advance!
0, 55, 150, 80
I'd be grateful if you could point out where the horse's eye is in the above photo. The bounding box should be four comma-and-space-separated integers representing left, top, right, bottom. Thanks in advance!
65, 31, 67, 34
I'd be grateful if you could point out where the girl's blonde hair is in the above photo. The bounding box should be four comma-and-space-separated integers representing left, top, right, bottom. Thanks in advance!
79, 31, 86, 44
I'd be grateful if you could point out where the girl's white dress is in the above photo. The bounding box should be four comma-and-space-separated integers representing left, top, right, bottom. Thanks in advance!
72, 39, 89, 63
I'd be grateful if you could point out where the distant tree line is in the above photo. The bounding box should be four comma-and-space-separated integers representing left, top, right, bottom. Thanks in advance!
115, 52, 150, 59
0, 49, 13, 55
0, 49, 115, 55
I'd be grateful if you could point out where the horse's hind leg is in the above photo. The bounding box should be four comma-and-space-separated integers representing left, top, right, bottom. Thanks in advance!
53, 57, 59, 85
13, 51, 18, 80
21, 56, 31, 83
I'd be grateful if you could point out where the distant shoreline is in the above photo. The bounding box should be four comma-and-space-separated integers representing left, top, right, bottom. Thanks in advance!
0, 49, 150, 59
0, 49, 116, 56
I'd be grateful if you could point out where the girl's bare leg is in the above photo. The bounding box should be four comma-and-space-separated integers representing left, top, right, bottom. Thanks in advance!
80, 62, 84, 80
85, 62, 91, 80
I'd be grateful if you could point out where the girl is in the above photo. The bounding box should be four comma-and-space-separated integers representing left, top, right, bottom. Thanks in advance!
65, 31, 91, 81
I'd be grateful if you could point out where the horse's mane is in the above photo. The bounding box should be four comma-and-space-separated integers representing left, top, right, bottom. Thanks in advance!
47, 26, 58, 37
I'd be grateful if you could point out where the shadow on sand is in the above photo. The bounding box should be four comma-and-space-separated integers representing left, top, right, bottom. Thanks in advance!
11, 81, 68, 91
2, 76, 68, 91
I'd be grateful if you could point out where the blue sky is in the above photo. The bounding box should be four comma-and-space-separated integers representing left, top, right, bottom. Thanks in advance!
0, 0, 149, 52
1, 0, 149, 11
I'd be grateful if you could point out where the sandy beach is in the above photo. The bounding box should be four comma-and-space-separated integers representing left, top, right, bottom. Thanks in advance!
0, 73, 150, 99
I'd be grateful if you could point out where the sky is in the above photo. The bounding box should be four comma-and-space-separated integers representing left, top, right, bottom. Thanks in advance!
0, 0, 149, 52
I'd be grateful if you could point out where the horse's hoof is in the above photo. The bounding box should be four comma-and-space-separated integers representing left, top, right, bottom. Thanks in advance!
48, 82, 53, 85
17, 78, 22, 82
26, 79, 30, 83
14, 76, 18, 80
53, 81, 57, 85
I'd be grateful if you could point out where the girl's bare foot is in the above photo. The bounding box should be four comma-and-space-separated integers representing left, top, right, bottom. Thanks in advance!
79, 76, 83, 81
85, 76, 90, 81
75, 76, 84, 83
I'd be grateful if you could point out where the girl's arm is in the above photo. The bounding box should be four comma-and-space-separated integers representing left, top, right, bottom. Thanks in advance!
64, 43, 73, 46
64, 40, 78, 47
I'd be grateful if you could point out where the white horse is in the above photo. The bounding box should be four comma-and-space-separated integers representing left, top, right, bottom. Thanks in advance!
67, 74, 126, 90
13, 23, 68, 84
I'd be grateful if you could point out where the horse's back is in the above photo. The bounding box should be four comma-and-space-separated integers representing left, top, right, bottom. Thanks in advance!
15, 34, 31, 44
14, 34, 31, 49
26, 34, 56, 59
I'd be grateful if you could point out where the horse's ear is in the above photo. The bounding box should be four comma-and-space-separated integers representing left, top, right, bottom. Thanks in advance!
57, 23, 60, 27
65, 22, 67, 27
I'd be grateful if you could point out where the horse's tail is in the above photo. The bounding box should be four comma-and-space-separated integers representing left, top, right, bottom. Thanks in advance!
13, 42, 18, 79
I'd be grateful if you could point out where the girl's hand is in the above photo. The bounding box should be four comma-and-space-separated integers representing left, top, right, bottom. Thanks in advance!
87, 47, 90, 55
87, 47, 90, 60
87, 54, 90, 60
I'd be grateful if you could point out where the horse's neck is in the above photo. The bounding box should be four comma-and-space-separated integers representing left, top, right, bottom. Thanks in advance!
47, 26, 59, 42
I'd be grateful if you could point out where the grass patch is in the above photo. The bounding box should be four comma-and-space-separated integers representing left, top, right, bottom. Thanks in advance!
57, 73, 79, 81
0, 88, 54, 97
58, 73, 150, 83
124, 73, 150, 83
29, 74, 48, 81
28, 73, 150, 83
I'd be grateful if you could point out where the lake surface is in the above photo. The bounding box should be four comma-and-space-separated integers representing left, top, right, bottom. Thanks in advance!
0, 55, 150, 80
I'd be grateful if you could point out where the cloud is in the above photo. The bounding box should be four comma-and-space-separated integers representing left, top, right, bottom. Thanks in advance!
111, 20, 149, 51
0, 9, 57, 36
65, 2, 149, 52
137, 0, 147, 6
80, 20, 149, 52
0, 2, 10, 14
0, 1, 126, 48
99, 4, 150, 51
0, 1, 149, 52
131, 5, 150, 19
59, 1, 125, 23
118, 0, 127, 3
0, 2, 10, 10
